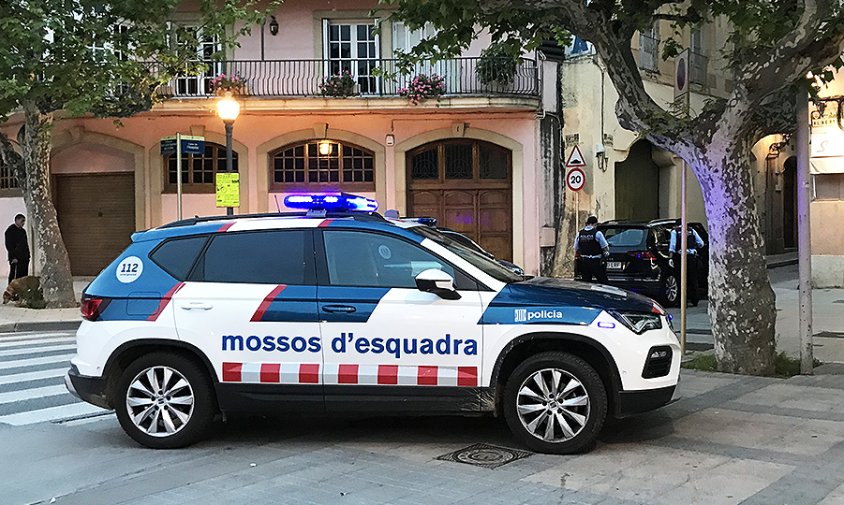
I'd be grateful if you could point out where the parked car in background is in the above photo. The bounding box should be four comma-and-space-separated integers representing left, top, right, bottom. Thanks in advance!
575, 220, 708, 306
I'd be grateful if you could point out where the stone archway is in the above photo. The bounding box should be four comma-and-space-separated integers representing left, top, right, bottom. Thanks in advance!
615, 140, 660, 221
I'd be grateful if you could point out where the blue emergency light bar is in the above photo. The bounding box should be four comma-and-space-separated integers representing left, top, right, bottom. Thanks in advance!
283, 193, 379, 212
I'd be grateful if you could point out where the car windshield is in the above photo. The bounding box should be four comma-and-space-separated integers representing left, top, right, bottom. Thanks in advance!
409, 226, 523, 283
601, 227, 646, 248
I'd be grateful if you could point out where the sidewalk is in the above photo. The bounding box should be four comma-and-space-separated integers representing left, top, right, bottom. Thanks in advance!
0, 278, 88, 332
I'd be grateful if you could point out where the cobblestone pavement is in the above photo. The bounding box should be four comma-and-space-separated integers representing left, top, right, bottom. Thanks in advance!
3, 368, 844, 505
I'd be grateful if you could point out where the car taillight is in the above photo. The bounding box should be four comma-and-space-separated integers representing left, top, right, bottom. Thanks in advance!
81, 297, 104, 321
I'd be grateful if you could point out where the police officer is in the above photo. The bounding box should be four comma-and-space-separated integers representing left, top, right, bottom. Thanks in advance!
669, 219, 705, 306
575, 216, 609, 284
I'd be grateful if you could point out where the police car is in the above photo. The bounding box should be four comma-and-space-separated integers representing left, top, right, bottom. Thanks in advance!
66, 193, 680, 454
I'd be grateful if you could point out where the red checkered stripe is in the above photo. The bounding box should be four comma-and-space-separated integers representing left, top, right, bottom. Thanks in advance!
221, 362, 478, 387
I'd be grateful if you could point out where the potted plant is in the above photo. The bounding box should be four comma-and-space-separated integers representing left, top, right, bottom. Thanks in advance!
477, 45, 519, 87
320, 71, 358, 98
210, 72, 247, 96
398, 73, 446, 105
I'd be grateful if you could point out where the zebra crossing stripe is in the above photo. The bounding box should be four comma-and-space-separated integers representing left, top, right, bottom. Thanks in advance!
0, 337, 75, 349
0, 384, 69, 405
0, 333, 74, 344
0, 368, 68, 386
0, 354, 75, 370
0, 402, 107, 426
0, 344, 77, 358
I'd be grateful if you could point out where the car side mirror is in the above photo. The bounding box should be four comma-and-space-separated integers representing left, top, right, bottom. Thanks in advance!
415, 269, 461, 300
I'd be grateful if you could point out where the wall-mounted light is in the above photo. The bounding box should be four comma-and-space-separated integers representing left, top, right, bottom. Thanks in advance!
269, 15, 279, 36
385, 134, 395, 146
318, 140, 332, 155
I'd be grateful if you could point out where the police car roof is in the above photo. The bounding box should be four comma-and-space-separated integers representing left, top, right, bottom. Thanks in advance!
132, 211, 423, 242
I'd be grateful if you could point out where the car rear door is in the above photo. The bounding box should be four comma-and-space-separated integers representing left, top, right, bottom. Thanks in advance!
315, 228, 485, 413
172, 228, 324, 412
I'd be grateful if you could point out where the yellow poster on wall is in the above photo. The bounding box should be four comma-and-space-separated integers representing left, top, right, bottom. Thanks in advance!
215, 173, 240, 207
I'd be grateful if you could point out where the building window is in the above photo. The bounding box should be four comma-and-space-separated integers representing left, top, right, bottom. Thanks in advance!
639, 23, 659, 71
270, 140, 374, 190
0, 162, 18, 191
323, 21, 379, 94
164, 142, 238, 192
689, 28, 708, 85
409, 140, 511, 182
174, 30, 221, 96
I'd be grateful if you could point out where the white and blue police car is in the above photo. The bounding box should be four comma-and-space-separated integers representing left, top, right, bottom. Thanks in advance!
66, 193, 680, 454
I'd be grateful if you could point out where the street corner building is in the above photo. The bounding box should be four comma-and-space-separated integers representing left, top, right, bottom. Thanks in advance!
0, 0, 567, 281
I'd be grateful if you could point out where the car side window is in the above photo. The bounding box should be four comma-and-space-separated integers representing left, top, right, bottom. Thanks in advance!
322, 230, 475, 290
190, 230, 314, 284
150, 236, 208, 280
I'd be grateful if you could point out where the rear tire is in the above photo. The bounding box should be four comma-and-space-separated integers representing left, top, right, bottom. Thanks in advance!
503, 352, 607, 454
114, 352, 216, 449
662, 273, 679, 307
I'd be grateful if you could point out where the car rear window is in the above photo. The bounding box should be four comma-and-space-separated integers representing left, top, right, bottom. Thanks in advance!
601, 227, 646, 247
150, 236, 208, 280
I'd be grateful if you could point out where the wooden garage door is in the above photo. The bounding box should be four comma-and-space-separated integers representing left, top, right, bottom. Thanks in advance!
407, 140, 512, 261
54, 174, 135, 276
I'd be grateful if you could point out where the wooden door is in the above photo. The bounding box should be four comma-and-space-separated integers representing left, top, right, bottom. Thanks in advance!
407, 140, 513, 260
54, 173, 135, 276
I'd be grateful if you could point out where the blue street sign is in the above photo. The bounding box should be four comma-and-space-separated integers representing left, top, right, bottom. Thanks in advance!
160, 135, 205, 155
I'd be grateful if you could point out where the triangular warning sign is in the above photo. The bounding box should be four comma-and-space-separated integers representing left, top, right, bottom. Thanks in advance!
566, 145, 587, 167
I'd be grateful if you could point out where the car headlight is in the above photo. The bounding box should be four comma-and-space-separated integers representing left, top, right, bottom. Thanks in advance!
611, 311, 663, 334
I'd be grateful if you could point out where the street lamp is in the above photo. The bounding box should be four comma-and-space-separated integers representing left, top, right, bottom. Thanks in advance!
216, 92, 240, 216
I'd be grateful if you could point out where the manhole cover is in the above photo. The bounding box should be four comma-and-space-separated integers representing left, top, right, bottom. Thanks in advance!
436, 443, 532, 469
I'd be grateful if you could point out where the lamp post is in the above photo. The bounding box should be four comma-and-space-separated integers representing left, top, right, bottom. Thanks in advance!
216, 92, 240, 216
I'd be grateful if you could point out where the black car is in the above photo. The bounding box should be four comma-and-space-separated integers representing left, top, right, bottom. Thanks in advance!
576, 219, 708, 306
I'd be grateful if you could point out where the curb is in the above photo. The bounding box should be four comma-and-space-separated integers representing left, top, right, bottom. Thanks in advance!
0, 320, 81, 333
767, 258, 798, 269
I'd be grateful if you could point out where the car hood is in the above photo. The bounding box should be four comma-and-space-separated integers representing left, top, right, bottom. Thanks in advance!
503, 277, 658, 313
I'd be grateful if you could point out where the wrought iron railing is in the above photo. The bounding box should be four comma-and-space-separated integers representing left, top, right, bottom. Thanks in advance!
689, 51, 709, 86
152, 57, 540, 99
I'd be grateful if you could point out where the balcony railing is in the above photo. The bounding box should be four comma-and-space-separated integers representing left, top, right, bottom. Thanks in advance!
689, 51, 708, 86
152, 57, 540, 99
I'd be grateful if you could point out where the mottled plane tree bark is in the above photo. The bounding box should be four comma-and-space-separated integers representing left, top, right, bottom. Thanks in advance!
383, 0, 844, 374
0, 0, 273, 307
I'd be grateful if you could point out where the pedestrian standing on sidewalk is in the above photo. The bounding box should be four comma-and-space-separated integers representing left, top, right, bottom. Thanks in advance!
669, 219, 705, 307
5, 214, 30, 284
575, 215, 609, 284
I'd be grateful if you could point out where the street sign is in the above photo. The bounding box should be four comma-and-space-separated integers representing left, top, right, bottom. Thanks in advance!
566, 167, 586, 192
160, 135, 205, 155
674, 49, 690, 101
565, 145, 587, 167
215, 172, 240, 208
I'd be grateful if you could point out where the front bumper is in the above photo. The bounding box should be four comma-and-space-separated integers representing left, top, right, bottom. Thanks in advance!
65, 365, 111, 410
616, 384, 679, 418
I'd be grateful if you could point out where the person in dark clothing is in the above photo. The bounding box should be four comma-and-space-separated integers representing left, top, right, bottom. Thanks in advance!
5, 214, 30, 284
669, 218, 705, 306
575, 215, 610, 284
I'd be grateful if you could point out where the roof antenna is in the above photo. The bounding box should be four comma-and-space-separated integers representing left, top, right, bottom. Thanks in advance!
274, 194, 281, 213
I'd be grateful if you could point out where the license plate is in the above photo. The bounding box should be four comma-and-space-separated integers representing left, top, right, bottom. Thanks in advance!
607, 261, 623, 270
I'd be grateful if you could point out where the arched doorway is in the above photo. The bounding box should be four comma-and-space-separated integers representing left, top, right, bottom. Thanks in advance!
783, 156, 797, 248
615, 140, 660, 221
406, 139, 513, 260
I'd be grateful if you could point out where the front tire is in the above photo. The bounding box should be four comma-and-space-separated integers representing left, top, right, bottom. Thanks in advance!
503, 352, 607, 454
114, 352, 216, 449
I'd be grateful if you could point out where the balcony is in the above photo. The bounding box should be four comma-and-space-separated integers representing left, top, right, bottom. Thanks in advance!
152, 57, 540, 101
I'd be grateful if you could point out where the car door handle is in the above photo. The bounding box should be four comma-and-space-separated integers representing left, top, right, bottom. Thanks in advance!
180, 302, 213, 310
321, 304, 357, 314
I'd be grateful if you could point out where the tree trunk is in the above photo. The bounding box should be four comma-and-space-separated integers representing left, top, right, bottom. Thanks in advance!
20, 103, 76, 308
550, 185, 578, 278
692, 143, 776, 375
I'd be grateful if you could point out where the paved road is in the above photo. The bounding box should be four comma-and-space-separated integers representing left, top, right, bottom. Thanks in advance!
0, 331, 109, 426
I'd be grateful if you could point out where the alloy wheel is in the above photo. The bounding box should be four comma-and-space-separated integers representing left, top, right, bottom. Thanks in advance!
665, 275, 679, 304
515, 368, 590, 443
125, 366, 195, 437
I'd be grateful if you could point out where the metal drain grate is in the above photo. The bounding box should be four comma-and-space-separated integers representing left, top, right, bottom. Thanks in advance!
436, 443, 532, 469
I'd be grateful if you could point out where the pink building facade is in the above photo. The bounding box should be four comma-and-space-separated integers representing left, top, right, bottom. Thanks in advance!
0, 0, 562, 278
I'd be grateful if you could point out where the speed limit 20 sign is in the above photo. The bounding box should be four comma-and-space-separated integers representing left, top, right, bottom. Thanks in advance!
566, 167, 586, 192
